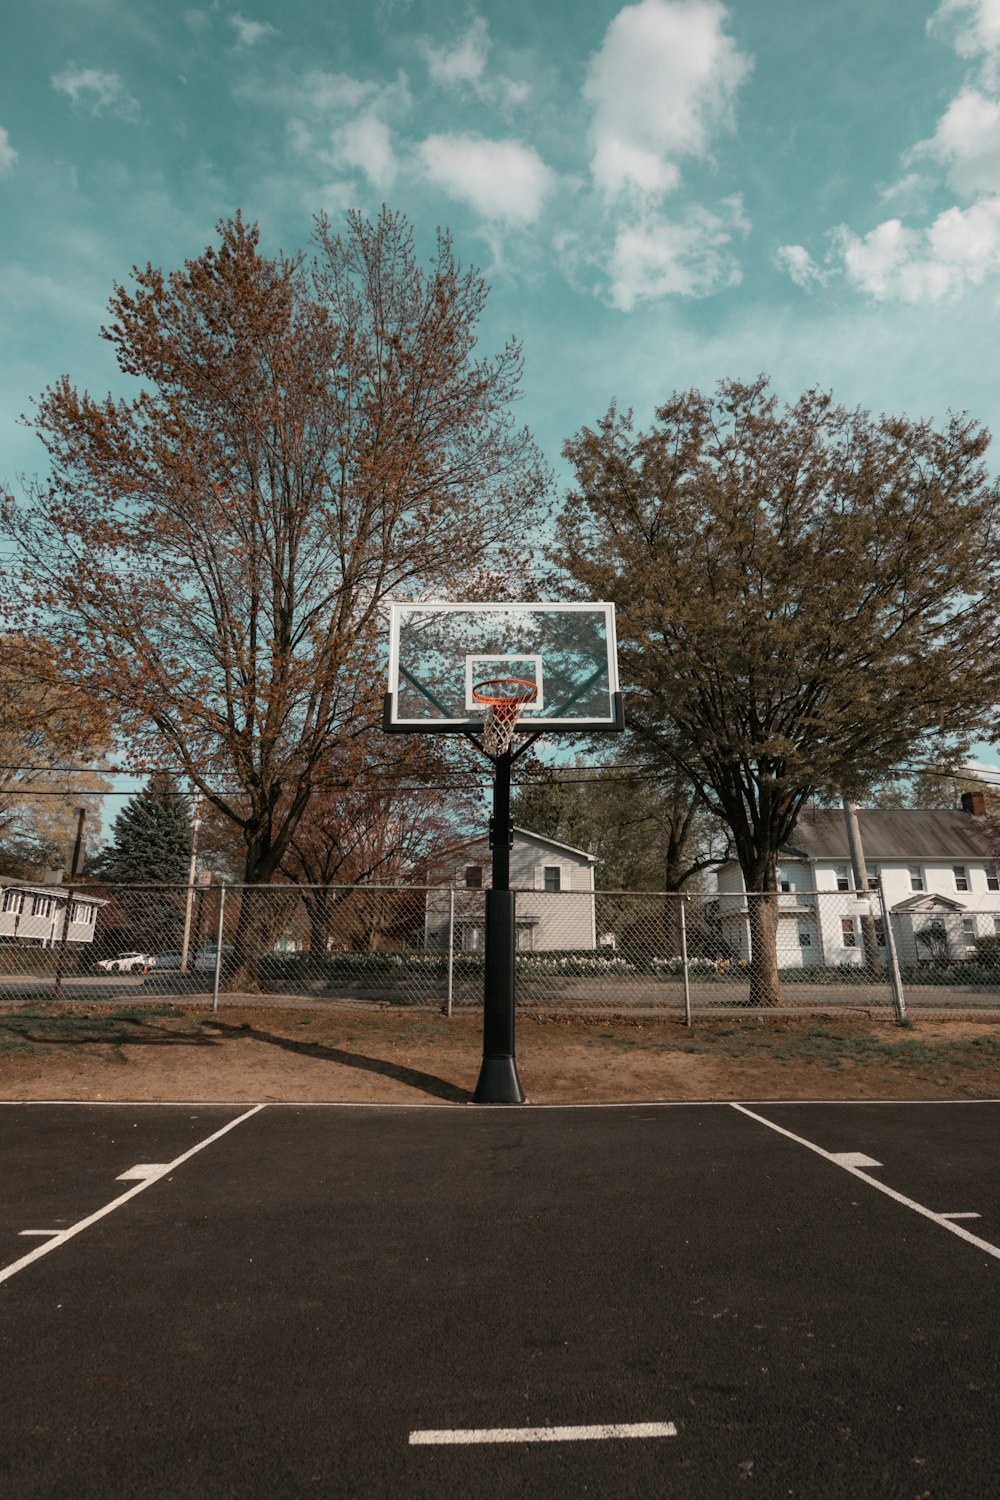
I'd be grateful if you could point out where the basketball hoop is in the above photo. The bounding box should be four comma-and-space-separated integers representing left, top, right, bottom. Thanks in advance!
472, 677, 538, 758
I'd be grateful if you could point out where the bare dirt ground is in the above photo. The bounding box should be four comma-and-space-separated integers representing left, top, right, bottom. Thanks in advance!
2, 1003, 1000, 1103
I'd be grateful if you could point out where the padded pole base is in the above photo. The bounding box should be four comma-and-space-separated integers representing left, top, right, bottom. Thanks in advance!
473, 1053, 525, 1104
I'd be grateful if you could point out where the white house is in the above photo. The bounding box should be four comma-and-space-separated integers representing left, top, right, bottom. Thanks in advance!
0, 876, 105, 947
424, 827, 598, 953
717, 793, 1000, 968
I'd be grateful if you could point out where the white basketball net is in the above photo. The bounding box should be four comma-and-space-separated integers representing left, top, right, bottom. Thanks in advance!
475, 680, 537, 758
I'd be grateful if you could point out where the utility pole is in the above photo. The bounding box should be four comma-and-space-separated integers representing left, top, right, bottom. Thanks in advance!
52, 807, 86, 1000
180, 801, 203, 973
842, 798, 883, 974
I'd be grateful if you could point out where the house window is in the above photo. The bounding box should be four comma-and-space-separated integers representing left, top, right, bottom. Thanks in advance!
515, 923, 534, 952
2, 890, 24, 915
543, 866, 561, 892
962, 917, 977, 954
908, 866, 924, 892
874, 918, 886, 948
840, 918, 857, 948
31, 895, 53, 919
72, 901, 94, 925
994, 917, 1000, 936
778, 867, 792, 892
866, 867, 879, 891
464, 866, 483, 889
461, 925, 484, 952
987, 866, 999, 892
797, 925, 812, 948
954, 865, 969, 892
835, 866, 850, 892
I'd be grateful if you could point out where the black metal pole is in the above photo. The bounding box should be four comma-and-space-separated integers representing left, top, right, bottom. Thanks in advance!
473, 748, 525, 1103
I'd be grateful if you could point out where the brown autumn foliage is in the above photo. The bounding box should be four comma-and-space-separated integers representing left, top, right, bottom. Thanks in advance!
0, 633, 111, 869
2, 210, 549, 908
556, 376, 1000, 1005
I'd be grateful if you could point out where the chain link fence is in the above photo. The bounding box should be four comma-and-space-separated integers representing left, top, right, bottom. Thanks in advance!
1, 879, 999, 1019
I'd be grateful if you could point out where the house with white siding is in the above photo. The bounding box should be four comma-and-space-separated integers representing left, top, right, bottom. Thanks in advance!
0, 877, 105, 947
423, 827, 598, 952
717, 793, 1000, 967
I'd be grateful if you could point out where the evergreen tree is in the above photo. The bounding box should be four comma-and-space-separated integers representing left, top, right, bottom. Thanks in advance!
96, 774, 193, 885
93, 775, 194, 952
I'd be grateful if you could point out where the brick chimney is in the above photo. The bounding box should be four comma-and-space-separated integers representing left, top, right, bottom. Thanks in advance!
961, 791, 987, 816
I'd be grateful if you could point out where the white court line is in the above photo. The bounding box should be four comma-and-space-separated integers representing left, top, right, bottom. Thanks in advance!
1, 1104, 265, 1285
731, 1104, 1000, 1262
409, 1422, 677, 1445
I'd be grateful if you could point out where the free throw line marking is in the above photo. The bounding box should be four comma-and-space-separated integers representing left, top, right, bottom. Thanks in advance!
0, 1105, 266, 1285
731, 1104, 1000, 1262
409, 1422, 677, 1445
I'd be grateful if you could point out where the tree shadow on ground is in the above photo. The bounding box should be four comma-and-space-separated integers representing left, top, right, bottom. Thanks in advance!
203, 1019, 471, 1103
2, 1020, 218, 1050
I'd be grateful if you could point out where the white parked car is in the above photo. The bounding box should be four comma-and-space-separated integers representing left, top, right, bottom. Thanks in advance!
95, 951, 156, 974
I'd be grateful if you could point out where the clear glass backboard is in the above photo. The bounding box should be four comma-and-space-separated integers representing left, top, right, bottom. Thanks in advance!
384, 601, 623, 734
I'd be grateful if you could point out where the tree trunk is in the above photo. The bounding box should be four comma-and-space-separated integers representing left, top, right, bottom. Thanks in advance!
746, 891, 781, 1007
662, 896, 683, 959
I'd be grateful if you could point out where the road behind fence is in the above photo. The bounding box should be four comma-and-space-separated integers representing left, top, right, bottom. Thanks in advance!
1, 881, 999, 1020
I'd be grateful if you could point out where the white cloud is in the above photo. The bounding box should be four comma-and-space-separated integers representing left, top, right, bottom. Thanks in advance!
230, 13, 278, 47
423, 17, 489, 89
0, 127, 16, 176
929, 0, 1000, 75
775, 243, 825, 288
418, 133, 556, 224
607, 198, 747, 309
329, 113, 397, 191
583, 0, 751, 201
421, 18, 530, 108
51, 66, 139, 121
836, 199, 1000, 301
915, 86, 1000, 194
793, 3, 1000, 302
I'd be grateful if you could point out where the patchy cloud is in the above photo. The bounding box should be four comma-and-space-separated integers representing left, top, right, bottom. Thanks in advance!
0, 128, 16, 176
330, 113, 397, 191
418, 132, 555, 224
775, 243, 825, 288
783, 0, 1000, 302
230, 13, 279, 47
608, 197, 748, 309
835, 199, 1000, 301
421, 17, 530, 108
913, 86, 1000, 195
583, 0, 751, 202
579, 1, 751, 308
51, 66, 140, 121
423, 17, 490, 89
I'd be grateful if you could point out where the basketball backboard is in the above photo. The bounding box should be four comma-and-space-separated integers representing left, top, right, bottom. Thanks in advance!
384, 601, 623, 735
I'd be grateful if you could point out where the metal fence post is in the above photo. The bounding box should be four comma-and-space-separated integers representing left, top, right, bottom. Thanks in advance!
445, 886, 455, 1017
212, 885, 226, 1014
877, 876, 908, 1024
679, 895, 692, 1027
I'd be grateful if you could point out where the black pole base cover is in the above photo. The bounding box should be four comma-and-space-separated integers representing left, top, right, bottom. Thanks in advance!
473, 1053, 525, 1104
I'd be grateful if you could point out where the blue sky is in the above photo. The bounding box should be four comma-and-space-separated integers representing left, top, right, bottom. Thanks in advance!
2, 0, 1000, 784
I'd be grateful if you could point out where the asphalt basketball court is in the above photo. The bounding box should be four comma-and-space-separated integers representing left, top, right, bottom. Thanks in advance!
2, 1096, 999, 1497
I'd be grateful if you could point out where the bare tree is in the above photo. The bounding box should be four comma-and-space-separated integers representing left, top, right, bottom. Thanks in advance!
4, 210, 549, 981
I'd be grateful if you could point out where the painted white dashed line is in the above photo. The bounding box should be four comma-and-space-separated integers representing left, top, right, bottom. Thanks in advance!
409, 1422, 678, 1446
732, 1104, 1000, 1261
0, 1105, 266, 1285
